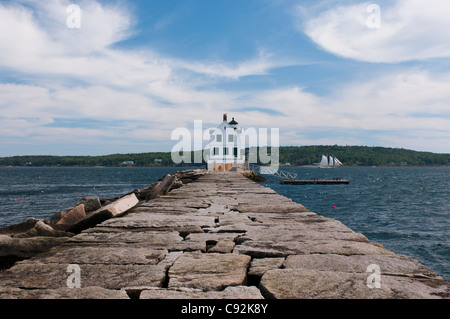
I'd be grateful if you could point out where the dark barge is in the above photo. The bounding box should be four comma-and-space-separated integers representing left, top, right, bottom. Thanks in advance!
281, 178, 350, 185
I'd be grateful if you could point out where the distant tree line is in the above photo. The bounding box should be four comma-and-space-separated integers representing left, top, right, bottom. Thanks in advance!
275, 145, 450, 166
0, 146, 449, 167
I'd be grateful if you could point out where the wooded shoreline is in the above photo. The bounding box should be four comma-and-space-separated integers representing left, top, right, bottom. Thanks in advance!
1, 145, 449, 167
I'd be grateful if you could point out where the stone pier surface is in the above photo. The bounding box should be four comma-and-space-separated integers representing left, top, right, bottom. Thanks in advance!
0, 171, 448, 299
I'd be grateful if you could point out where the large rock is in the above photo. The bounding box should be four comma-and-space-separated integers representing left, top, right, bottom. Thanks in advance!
234, 201, 310, 213
283, 254, 438, 277
168, 252, 251, 291
67, 193, 139, 233
13, 220, 70, 238
0, 235, 70, 258
98, 213, 215, 231
66, 230, 205, 252
234, 239, 394, 258
241, 170, 266, 182
0, 263, 167, 290
54, 204, 86, 231
0, 286, 129, 299
35, 246, 168, 265
132, 182, 159, 201
0, 219, 36, 235
147, 174, 177, 200
68, 230, 184, 246
259, 269, 450, 299
248, 257, 285, 278
78, 197, 101, 213
208, 240, 236, 253
139, 286, 264, 299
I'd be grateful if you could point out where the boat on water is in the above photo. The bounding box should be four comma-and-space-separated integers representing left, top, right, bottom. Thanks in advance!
318, 155, 343, 168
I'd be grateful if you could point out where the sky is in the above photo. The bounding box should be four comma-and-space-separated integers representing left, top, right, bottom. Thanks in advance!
0, 0, 450, 156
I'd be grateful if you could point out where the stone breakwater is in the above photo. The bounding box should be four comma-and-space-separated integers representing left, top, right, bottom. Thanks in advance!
0, 170, 449, 299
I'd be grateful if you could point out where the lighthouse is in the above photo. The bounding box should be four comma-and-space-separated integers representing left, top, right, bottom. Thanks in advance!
206, 114, 245, 172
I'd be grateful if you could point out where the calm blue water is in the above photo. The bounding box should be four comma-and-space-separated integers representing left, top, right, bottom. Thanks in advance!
0, 166, 449, 281
0, 166, 186, 226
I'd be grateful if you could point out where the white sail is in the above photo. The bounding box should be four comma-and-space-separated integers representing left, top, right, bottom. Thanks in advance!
334, 157, 343, 166
319, 155, 328, 167
318, 155, 343, 167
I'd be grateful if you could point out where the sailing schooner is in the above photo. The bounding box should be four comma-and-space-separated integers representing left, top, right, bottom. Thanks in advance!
318, 155, 343, 168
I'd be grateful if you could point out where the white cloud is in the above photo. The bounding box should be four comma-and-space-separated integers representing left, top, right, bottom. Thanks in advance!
300, 0, 450, 63
0, 0, 449, 155
174, 50, 288, 80
230, 70, 450, 152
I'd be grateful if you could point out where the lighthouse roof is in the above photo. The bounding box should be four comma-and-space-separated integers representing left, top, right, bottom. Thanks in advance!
229, 117, 238, 125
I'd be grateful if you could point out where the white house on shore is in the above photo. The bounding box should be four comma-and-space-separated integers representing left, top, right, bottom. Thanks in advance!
206, 114, 245, 172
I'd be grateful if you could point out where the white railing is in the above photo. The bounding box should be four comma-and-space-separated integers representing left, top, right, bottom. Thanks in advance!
247, 163, 297, 180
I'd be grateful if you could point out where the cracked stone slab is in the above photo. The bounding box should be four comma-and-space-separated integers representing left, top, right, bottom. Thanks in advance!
242, 213, 352, 229
233, 240, 394, 258
283, 254, 438, 277
237, 224, 369, 243
157, 251, 183, 269
0, 263, 166, 290
168, 252, 251, 291
208, 240, 235, 253
129, 206, 199, 215
98, 215, 216, 230
139, 201, 211, 209
0, 286, 129, 299
234, 202, 310, 213
139, 286, 264, 299
25, 246, 168, 265
217, 211, 255, 225
248, 257, 286, 277
206, 223, 249, 234
197, 203, 231, 214
0, 235, 71, 258
185, 232, 241, 242
260, 269, 450, 299
66, 230, 206, 252
68, 230, 183, 246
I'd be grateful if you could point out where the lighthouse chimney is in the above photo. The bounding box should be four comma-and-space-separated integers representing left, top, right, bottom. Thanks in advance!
223, 113, 228, 122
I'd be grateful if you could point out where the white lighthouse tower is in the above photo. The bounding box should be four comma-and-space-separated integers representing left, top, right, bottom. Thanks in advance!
206, 114, 245, 172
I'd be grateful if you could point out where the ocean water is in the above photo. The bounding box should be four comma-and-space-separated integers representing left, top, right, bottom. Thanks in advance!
0, 166, 185, 227
0, 166, 449, 281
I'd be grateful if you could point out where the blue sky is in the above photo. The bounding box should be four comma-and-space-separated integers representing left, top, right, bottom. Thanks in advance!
1, 0, 450, 156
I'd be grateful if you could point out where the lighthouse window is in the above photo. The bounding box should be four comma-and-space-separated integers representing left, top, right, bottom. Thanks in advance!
216, 134, 222, 142
212, 147, 219, 156
224, 147, 229, 155
234, 147, 238, 157
228, 135, 234, 142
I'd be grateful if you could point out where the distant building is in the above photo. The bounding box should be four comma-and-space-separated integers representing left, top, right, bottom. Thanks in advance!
154, 159, 163, 163
206, 114, 245, 172
122, 161, 134, 165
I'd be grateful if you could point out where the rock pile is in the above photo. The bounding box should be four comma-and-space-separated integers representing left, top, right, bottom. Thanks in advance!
240, 170, 266, 182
